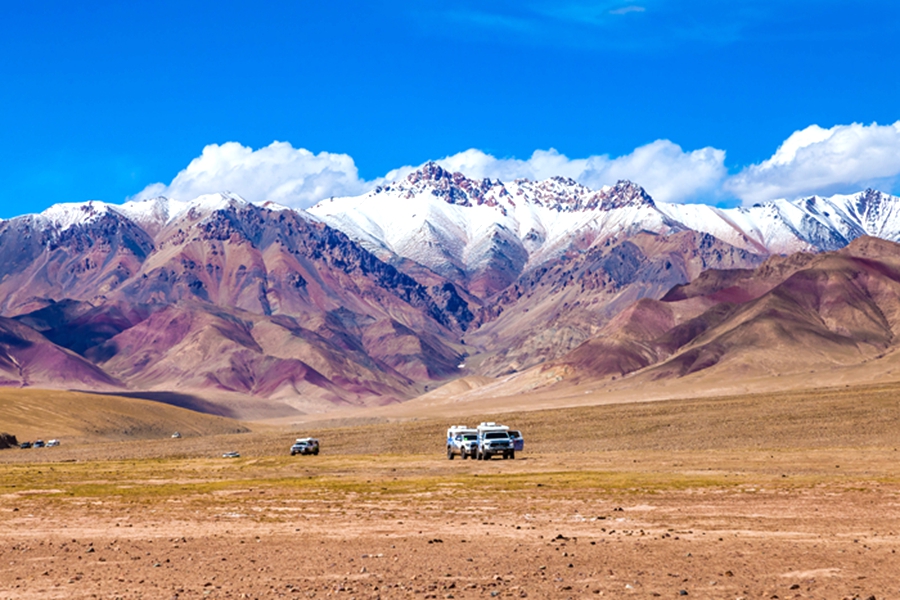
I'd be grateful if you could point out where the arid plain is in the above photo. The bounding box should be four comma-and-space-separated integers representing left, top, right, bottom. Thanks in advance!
2, 383, 900, 599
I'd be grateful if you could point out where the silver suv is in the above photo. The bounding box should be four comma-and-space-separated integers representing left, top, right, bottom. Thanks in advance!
291, 438, 319, 456
447, 430, 478, 460
476, 431, 514, 460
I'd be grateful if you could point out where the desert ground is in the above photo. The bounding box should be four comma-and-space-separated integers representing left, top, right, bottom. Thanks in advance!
3, 383, 900, 599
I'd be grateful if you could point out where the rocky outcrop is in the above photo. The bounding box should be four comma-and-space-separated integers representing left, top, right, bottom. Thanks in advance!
0, 433, 18, 449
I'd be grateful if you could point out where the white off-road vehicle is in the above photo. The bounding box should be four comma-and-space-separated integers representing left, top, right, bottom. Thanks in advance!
446, 425, 478, 460
475, 422, 514, 460
291, 438, 319, 456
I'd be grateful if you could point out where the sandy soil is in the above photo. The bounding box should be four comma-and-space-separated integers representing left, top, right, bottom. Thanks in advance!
3, 384, 900, 599
2, 448, 899, 600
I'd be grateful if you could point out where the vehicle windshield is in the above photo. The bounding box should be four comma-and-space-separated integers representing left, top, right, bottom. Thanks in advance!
485, 432, 509, 440
462, 434, 477, 441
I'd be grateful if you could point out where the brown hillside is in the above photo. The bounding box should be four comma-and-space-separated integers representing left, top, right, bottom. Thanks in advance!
0, 388, 247, 443
477, 236, 900, 399
0, 316, 122, 390
643, 250, 900, 380
94, 302, 418, 415
468, 230, 764, 376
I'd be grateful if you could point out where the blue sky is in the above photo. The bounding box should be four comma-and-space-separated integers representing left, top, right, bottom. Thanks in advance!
2, 1, 899, 217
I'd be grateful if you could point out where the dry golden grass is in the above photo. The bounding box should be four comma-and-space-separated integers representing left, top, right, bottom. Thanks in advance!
0, 388, 248, 444
3, 380, 900, 487
4, 382, 900, 599
270, 380, 900, 464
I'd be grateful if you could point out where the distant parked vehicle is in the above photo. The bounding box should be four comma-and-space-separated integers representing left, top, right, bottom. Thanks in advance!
171, 432, 182, 438
46, 439, 60, 447
475, 422, 514, 460
291, 438, 319, 456
446, 425, 478, 460
19, 441, 32, 449
222, 451, 240, 458
33, 440, 45, 448
508, 430, 524, 452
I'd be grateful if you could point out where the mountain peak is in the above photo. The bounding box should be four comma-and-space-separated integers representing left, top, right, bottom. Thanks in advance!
387, 162, 504, 208
115, 192, 251, 229
549, 175, 580, 187
512, 178, 655, 212
36, 200, 118, 230
409, 161, 453, 185
597, 180, 655, 210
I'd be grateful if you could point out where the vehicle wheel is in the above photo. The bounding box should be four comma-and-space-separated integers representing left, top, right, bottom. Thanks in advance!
447, 447, 454, 460
502, 452, 508, 460
462, 451, 468, 460
510, 451, 515, 460
313, 449, 319, 455
477, 450, 483, 460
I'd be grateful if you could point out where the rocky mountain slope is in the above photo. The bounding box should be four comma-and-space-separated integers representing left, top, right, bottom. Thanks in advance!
0, 315, 121, 390
311, 164, 900, 375
0, 193, 474, 414
399, 236, 900, 415
547, 236, 900, 386
310, 163, 900, 294
3, 164, 900, 416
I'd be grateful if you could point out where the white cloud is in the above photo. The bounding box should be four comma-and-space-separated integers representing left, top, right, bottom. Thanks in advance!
609, 6, 646, 15
131, 124, 900, 211
136, 140, 728, 208
427, 141, 727, 204
581, 141, 727, 203
131, 141, 373, 209
725, 122, 900, 205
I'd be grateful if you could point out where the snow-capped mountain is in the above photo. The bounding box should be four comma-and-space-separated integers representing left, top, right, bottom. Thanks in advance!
659, 188, 900, 255
6, 192, 293, 238
0, 193, 476, 413
309, 164, 677, 297
17, 166, 900, 297
3, 163, 900, 413
309, 162, 900, 297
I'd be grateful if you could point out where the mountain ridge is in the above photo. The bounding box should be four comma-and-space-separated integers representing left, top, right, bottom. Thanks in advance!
4, 165, 900, 417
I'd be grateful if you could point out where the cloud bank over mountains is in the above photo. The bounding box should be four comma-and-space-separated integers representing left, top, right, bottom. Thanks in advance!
411, 141, 727, 205
725, 122, 900, 205
133, 142, 372, 208
132, 122, 900, 209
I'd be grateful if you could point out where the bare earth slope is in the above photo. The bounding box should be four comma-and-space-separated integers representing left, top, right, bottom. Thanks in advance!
467, 230, 764, 376
0, 196, 475, 414
0, 388, 247, 442
557, 235, 900, 384
2, 383, 899, 599
95, 302, 418, 415
0, 317, 121, 390
381, 236, 900, 417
